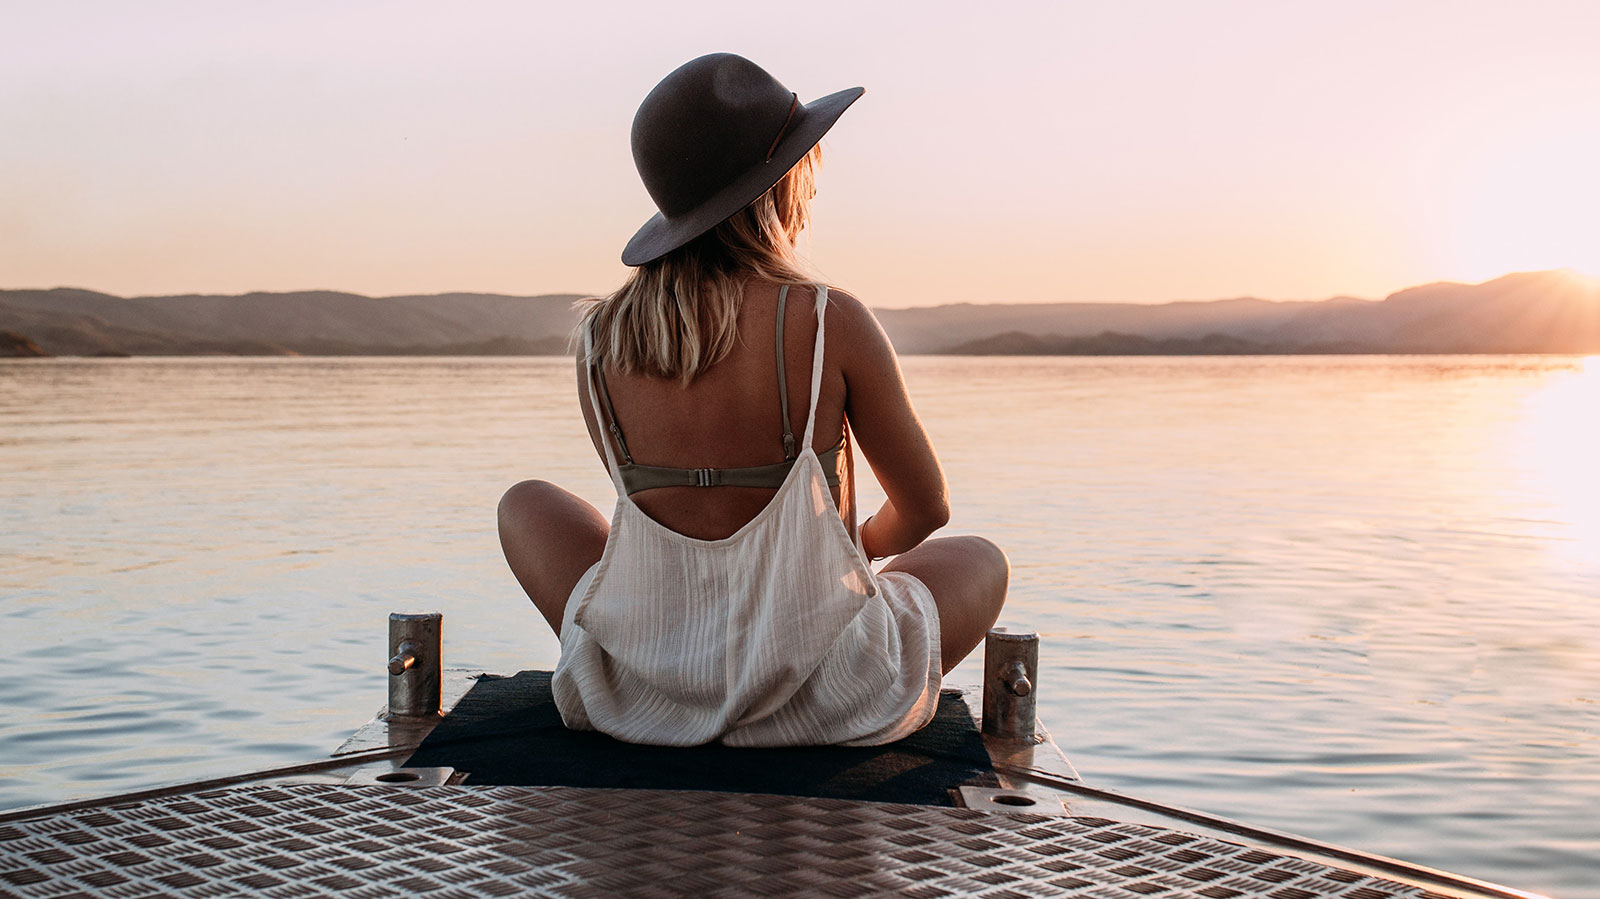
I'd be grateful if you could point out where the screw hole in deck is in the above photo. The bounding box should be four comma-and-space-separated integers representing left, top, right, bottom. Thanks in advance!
991, 793, 1036, 806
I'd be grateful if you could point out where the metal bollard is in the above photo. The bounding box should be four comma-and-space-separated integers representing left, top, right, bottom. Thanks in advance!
982, 627, 1039, 739
387, 611, 442, 717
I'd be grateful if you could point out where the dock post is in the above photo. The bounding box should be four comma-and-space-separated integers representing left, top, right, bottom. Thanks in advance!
387, 611, 442, 717
982, 627, 1038, 739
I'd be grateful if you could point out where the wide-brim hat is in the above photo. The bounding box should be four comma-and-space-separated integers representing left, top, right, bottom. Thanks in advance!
622, 53, 864, 266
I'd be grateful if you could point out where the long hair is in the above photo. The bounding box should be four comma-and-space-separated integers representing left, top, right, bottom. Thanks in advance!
580, 145, 820, 384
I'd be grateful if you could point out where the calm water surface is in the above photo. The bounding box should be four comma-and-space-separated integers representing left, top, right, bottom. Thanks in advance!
2, 356, 1597, 897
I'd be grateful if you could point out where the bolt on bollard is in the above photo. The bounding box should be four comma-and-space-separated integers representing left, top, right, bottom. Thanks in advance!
387, 611, 442, 717
982, 627, 1039, 739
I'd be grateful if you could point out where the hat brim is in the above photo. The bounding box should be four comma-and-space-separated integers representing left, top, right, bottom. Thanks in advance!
621, 86, 864, 266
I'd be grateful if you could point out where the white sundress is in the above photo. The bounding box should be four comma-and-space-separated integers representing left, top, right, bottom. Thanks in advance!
551, 283, 942, 747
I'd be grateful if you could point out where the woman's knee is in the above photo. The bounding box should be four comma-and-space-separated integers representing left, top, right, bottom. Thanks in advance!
962, 535, 1008, 574
889, 534, 1010, 622
497, 480, 606, 633
499, 479, 608, 552
949, 535, 1010, 603
498, 479, 575, 540
499, 479, 555, 520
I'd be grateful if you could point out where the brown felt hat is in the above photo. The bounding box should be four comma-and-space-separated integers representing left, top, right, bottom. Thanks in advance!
621, 53, 864, 266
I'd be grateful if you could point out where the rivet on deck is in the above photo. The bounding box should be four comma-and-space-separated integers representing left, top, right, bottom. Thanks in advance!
981, 626, 1038, 739
387, 611, 442, 717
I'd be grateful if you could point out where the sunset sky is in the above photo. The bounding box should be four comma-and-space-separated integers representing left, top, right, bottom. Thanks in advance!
4, 0, 1599, 307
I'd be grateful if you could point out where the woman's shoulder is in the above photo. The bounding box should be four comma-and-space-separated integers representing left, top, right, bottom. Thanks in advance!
816, 283, 879, 338
816, 283, 892, 355
819, 281, 883, 331
817, 282, 866, 315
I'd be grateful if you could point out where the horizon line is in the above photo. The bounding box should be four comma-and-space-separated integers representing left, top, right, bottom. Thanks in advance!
6, 266, 1597, 310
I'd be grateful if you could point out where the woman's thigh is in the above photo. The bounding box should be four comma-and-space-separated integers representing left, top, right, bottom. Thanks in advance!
881, 535, 1009, 674
498, 480, 609, 636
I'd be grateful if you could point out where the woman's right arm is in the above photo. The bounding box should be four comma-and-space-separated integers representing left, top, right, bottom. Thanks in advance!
830, 290, 950, 559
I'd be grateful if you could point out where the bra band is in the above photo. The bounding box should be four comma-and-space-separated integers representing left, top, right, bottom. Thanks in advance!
613, 440, 843, 492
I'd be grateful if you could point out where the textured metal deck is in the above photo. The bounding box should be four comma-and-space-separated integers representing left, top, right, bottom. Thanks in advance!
0, 783, 1481, 899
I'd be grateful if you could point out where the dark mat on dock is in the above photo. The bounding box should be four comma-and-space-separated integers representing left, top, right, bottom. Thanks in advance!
402, 670, 998, 805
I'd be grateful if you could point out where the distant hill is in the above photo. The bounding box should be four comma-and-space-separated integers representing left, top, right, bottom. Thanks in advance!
884, 270, 1600, 355
0, 289, 584, 357
2, 270, 1596, 356
874, 296, 1346, 354
945, 331, 1347, 356
1, 330, 49, 357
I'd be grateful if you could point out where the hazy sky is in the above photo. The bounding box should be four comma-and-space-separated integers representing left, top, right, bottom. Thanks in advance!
5, 0, 1599, 307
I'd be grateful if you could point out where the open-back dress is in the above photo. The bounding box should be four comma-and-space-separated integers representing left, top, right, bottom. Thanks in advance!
551, 284, 942, 747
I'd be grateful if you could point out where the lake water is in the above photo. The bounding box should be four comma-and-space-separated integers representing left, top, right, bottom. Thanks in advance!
2, 355, 1597, 898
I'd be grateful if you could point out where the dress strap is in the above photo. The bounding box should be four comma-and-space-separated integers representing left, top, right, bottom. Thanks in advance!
587, 323, 634, 466
583, 323, 627, 494
773, 284, 797, 461
801, 284, 829, 449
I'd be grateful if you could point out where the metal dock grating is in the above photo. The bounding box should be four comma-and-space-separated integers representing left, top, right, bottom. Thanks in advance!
0, 782, 1479, 898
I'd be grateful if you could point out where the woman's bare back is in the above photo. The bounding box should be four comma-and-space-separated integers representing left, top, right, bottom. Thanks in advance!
577, 280, 854, 541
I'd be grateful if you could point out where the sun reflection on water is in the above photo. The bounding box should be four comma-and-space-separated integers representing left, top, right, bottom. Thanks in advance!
1509, 356, 1600, 569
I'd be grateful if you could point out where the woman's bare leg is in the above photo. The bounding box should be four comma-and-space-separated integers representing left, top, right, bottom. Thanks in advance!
498, 480, 609, 636
881, 536, 1009, 674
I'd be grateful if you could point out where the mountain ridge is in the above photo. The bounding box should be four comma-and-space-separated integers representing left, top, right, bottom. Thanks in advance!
2, 270, 1596, 357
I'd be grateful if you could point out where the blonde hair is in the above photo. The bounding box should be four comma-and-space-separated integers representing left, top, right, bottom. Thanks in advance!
580, 145, 820, 384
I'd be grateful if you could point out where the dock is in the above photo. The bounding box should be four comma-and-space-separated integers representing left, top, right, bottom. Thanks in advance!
0, 621, 1550, 898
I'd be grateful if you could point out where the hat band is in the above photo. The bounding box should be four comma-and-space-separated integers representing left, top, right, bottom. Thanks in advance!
764, 93, 799, 162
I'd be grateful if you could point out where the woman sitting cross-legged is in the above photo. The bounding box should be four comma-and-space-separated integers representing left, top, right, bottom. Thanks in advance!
498, 53, 1009, 747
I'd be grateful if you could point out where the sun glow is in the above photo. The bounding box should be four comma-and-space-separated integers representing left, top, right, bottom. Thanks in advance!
1436, 127, 1600, 282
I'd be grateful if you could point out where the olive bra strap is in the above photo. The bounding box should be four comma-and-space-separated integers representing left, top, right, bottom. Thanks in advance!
588, 284, 843, 495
